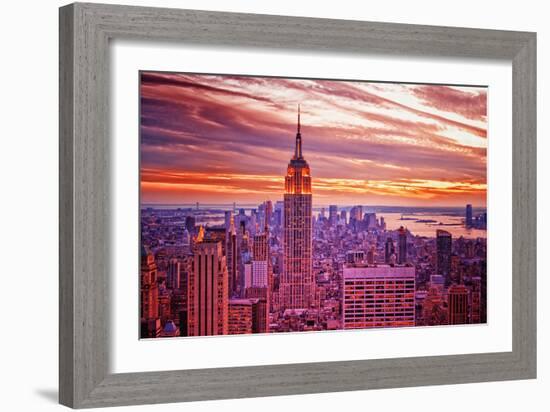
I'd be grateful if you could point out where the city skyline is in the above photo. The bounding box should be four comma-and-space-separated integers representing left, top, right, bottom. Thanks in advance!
139, 72, 487, 340
140, 72, 487, 207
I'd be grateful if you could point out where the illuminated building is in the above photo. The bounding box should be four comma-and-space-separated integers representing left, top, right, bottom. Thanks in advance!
281, 106, 314, 309
342, 264, 415, 329
140, 245, 160, 338
252, 230, 269, 287
140, 247, 159, 317
228, 299, 253, 334
422, 285, 447, 326
187, 240, 228, 336
448, 284, 469, 324
228, 298, 269, 334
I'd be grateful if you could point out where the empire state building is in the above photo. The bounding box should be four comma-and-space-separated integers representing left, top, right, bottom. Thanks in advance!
281, 106, 314, 310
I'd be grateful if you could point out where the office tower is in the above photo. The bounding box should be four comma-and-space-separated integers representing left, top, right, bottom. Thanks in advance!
465, 204, 473, 227
385, 237, 395, 264
242, 261, 253, 292
187, 241, 229, 336
281, 106, 314, 310
364, 212, 377, 229
436, 229, 453, 284
185, 216, 195, 233
158, 292, 172, 322
226, 214, 238, 297
170, 288, 187, 335
448, 284, 469, 324
244, 288, 270, 333
329, 205, 338, 226
228, 299, 253, 334
342, 264, 415, 329
252, 231, 270, 287
349, 205, 363, 230
380, 216, 386, 230
167, 258, 180, 290
140, 245, 160, 338
228, 298, 269, 334
251, 298, 269, 333
470, 277, 482, 324
397, 226, 407, 264
422, 285, 448, 326
340, 210, 347, 225
140, 245, 159, 320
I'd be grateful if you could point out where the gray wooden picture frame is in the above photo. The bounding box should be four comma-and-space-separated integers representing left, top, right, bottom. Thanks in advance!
59, 2, 536, 409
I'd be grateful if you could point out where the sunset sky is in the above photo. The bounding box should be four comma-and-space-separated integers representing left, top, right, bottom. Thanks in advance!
140, 72, 487, 207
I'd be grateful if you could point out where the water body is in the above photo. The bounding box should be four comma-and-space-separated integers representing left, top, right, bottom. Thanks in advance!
142, 204, 486, 240
381, 212, 486, 239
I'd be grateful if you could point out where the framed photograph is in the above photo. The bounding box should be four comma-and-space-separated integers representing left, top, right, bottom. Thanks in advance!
59, 2, 536, 408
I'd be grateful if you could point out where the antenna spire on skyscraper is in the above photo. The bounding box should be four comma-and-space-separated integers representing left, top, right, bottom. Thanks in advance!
297, 104, 301, 133
294, 104, 303, 159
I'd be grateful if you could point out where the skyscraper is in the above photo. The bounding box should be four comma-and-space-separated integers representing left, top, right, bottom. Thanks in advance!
167, 258, 180, 290
140, 245, 159, 320
140, 245, 160, 338
342, 264, 415, 329
281, 106, 314, 310
398, 226, 407, 264
340, 210, 347, 225
448, 284, 469, 324
436, 229, 453, 284
228, 299, 253, 334
251, 231, 270, 287
185, 216, 196, 233
329, 205, 338, 226
225, 213, 238, 297
187, 240, 229, 336
465, 204, 473, 227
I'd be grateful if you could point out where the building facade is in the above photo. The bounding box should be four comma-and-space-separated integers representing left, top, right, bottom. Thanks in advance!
398, 226, 407, 264
342, 264, 415, 329
281, 107, 314, 310
187, 240, 229, 336
448, 284, 469, 324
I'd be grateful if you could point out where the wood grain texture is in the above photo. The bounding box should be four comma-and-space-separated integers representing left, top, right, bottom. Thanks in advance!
59, 2, 537, 408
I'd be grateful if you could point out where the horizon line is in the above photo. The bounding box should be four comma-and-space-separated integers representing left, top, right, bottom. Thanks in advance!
141, 202, 487, 209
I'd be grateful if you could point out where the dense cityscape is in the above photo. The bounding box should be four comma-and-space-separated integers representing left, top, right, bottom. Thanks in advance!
140, 109, 487, 338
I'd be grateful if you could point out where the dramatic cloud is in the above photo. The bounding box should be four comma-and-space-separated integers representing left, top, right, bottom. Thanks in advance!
140, 72, 487, 207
